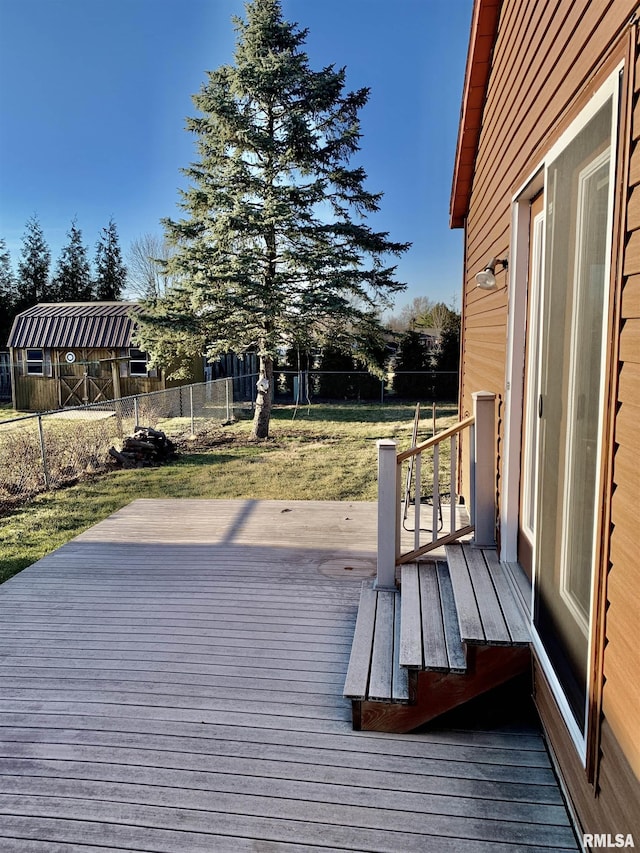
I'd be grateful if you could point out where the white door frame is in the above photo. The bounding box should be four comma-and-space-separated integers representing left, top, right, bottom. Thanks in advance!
500, 67, 621, 761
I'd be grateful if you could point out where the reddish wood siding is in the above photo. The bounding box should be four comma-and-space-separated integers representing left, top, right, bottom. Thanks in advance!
534, 660, 640, 840
458, 0, 640, 838
602, 23, 640, 777
461, 0, 636, 435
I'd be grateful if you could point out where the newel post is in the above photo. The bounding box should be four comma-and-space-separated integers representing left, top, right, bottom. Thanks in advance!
376, 439, 400, 589
472, 391, 496, 547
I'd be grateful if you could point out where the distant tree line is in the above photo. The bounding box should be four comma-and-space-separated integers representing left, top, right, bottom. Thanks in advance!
0, 215, 127, 347
276, 298, 460, 402
390, 297, 460, 401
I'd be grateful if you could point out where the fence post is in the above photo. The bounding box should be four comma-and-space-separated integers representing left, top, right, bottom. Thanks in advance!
133, 396, 139, 428
376, 439, 399, 590
472, 391, 496, 547
37, 415, 51, 490
189, 386, 195, 436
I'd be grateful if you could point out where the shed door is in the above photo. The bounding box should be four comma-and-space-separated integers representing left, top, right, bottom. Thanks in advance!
532, 90, 616, 742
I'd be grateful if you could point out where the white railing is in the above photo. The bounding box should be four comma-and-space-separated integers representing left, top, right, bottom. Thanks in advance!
376, 391, 496, 589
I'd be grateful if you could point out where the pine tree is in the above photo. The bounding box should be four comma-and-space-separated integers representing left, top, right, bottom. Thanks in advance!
94, 218, 127, 301
53, 219, 93, 302
0, 238, 16, 346
432, 308, 460, 401
393, 330, 433, 400
318, 346, 358, 401
135, 0, 408, 439
16, 215, 51, 311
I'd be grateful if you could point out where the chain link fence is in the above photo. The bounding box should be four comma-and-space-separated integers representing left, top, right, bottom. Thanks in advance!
273, 369, 458, 404
0, 377, 245, 514
1, 369, 458, 514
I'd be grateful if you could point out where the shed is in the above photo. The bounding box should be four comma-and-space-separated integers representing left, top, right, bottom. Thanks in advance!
7, 302, 202, 411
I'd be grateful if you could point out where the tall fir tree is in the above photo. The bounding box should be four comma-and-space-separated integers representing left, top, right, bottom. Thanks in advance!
135, 0, 408, 438
393, 330, 433, 400
0, 238, 16, 346
94, 217, 127, 301
16, 215, 51, 312
431, 308, 460, 401
53, 219, 93, 302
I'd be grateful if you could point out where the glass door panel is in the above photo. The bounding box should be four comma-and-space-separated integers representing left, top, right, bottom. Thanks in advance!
534, 97, 613, 735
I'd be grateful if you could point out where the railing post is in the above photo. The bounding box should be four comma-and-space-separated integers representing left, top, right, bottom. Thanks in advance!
376, 439, 399, 590
225, 378, 232, 422
472, 391, 496, 547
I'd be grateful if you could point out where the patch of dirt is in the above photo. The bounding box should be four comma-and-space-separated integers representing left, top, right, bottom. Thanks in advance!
173, 429, 262, 453
173, 428, 338, 454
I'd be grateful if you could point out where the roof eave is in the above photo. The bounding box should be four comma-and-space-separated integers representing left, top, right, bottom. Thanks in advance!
449, 0, 502, 229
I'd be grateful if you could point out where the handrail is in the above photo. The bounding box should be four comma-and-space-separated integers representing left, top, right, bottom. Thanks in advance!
375, 392, 496, 590
396, 414, 475, 463
395, 414, 475, 565
397, 525, 476, 565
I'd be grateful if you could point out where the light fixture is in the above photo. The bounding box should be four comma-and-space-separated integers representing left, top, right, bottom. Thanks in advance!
475, 257, 508, 290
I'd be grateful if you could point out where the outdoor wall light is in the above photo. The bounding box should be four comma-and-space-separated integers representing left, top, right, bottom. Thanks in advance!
475, 257, 508, 290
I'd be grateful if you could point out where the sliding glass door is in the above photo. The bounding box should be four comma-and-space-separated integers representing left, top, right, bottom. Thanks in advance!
533, 86, 617, 742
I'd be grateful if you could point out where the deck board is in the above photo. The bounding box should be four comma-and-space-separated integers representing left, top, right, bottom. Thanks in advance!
0, 498, 579, 851
399, 564, 422, 667
419, 562, 450, 671
436, 560, 468, 672
368, 590, 395, 700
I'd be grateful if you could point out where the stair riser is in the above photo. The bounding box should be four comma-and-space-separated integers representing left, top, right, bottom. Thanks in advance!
353, 645, 531, 733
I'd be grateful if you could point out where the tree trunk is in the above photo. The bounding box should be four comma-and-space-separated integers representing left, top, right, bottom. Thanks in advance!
251, 354, 273, 439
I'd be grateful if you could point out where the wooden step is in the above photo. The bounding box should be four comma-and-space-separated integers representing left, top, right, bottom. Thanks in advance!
358, 644, 531, 732
346, 547, 532, 733
445, 543, 530, 646
399, 562, 466, 673
343, 582, 410, 707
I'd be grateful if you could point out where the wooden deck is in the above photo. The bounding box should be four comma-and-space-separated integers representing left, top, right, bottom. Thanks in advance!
0, 498, 579, 852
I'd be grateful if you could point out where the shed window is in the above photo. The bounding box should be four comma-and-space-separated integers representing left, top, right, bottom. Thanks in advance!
26, 349, 44, 375
129, 348, 149, 376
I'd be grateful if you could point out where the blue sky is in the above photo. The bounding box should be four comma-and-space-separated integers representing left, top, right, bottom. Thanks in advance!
0, 0, 473, 312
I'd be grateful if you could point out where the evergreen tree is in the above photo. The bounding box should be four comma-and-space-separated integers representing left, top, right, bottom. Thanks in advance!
318, 346, 357, 400
135, 0, 408, 439
0, 238, 16, 346
393, 330, 433, 400
94, 217, 127, 300
432, 308, 460, 401
16, 215, 51, 311
53, 219, 93, 302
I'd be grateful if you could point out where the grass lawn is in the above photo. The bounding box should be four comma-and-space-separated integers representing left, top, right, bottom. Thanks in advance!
0, 403, 21, 421
0, 402, 457, 585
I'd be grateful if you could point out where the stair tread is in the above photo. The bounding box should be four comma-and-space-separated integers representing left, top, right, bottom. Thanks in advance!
445, 543, 531, 646
344, 583, 410, 704
436, 561, 468, 672
418, 563, 450, 671
400, 562, 467, 673
343, 582, 377, 700
368, 590, 395, 700
391, 591, 410, 701
399, 564, 422, 667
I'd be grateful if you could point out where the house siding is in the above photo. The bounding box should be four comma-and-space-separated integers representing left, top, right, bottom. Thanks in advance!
461, 0, 636, 473
534, 661, 640, 842
602, 24, 640, 785
458, 0, 639, 841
